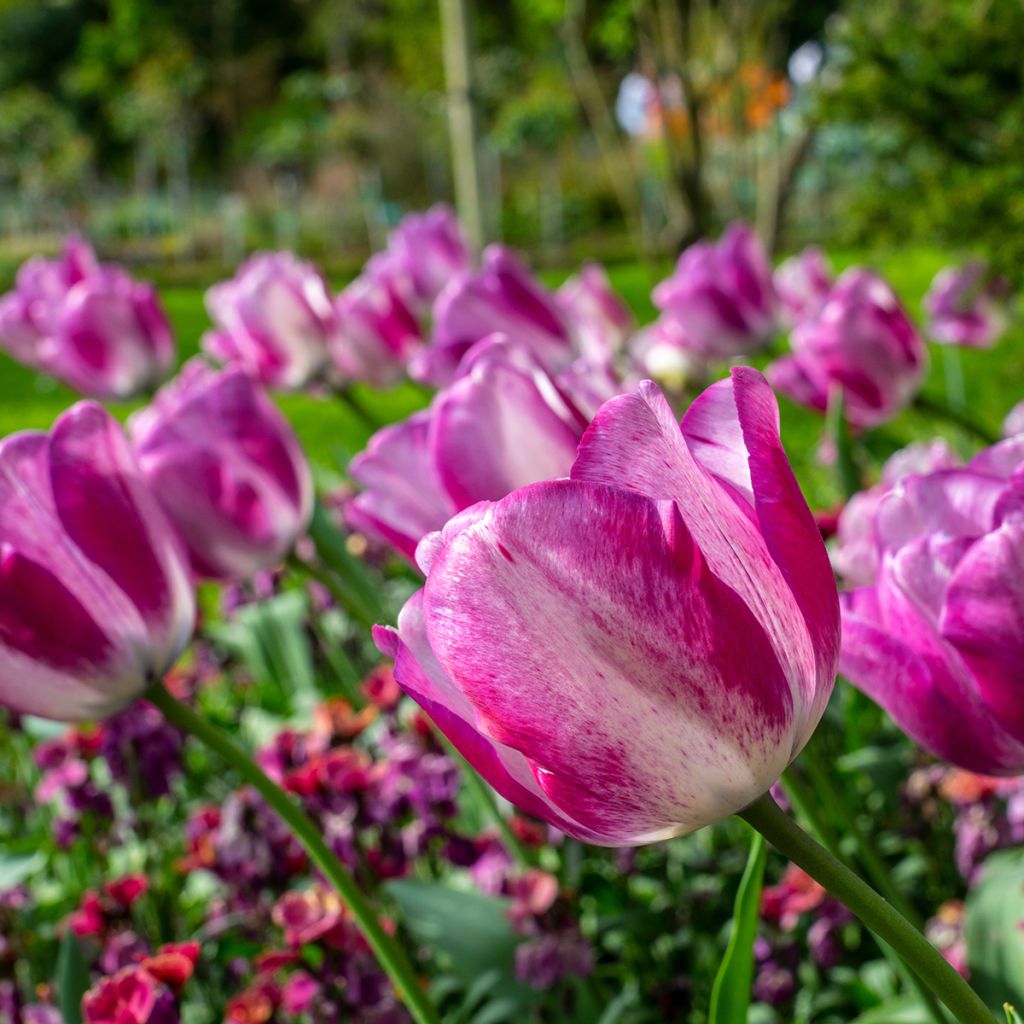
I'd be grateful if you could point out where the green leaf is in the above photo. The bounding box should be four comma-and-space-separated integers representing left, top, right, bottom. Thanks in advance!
849, 996, 937, 1023
1006, 1006, 1023, 1024
826, 387, 864, 501
966, 849, 1024, 1013
708, 830, 766, 1024
56, 931, 90, 1024
0, 851, 44, 889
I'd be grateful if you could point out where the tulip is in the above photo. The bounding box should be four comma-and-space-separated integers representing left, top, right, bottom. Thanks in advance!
0, 237, 175, 400
627, 318, 706, 392
556, 262, 633, 363
840, 433, 1024, 774
348, 337, 597, 562
203, 252, 335, 390
412, 246, 575, 385
653, 222, 776, 359
0, 403, 195, 722
1004, 399, 1024, 439
332, 261, 424, 388
131, 360, 313, 581
923, 261, 1010, 349
774, 246, 832, 328
767, 267, 927, 429
386, 204, 471, 313
375, 368, 840, 843
831, 440, 960, 587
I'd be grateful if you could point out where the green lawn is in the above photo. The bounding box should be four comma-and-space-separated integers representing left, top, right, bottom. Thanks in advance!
0, 244, 1019, 512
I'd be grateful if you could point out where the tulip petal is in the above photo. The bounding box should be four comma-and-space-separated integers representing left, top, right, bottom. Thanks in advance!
422, 480, 794, 843
940, 522, 1024, 744
49, 402, 194, 667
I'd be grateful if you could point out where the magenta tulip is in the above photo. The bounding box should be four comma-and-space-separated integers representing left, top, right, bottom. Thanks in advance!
767, 268, 927, 429
923, 261, 1010, 349
332, 261, 424, 388
0, 237, 174, 400
131, 360, 313, 581
840, 434, 1024, 774
375, 369, 839, 843
774, 247, 832, 328
0, 403, 194, 722
556, 263, 633, 363
653, 222, 776, 359
348, 337, 603, 563
627, 318, 706, 391
203, 252, 335, 390
386, 204, 471, 313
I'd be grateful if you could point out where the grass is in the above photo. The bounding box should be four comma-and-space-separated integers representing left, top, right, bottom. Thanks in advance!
0, 243, 1020, 512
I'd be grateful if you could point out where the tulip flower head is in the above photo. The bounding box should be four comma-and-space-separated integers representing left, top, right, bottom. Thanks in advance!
375, 369, 839, 843
131, 360, 313, 582
840, 434, 1024, 774
203, 252, 336, 390
774, 247, 833, 328
385, 204, 472, 313
0, 404, 195, 722
768, 267, 927, 430
653, 222, 776, 359
923, 261, 1010, 349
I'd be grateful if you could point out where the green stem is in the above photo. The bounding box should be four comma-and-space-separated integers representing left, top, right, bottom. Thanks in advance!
740, 794, 993, 1024
942, 345, 967, 413
147, 683, 441, 1024
914, 393, 998, 446
336, 385, 382, 431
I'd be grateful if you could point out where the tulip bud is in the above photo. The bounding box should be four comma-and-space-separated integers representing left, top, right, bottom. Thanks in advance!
131, 360, 313, 581
556, 263, 633, 364
348, 337, 605, 563
0, 403, 194, 722
923, 261, 1010, 349
386, 204, 471, 313
840, 434, 1024, 775
375, 369, 839, 843
767, 267, 927, 429
774, 247, 833, 328
202, 252, 335, 390
653, 222, 776, 359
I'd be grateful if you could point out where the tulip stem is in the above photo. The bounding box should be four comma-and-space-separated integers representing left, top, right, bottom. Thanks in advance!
740, 793, 995, 1024
146, 682, 441, 1024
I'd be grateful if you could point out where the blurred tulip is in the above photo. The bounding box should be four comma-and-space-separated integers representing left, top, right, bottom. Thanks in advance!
774, 247, 832, 328
831, 440, 960, 588
332, 262, 424, 388
767, 268, 927, 429
203, 252, 335, 390
1004, 399, 1024, 438
348, 337, 598, 562
386, 204, 471, 313
0, 403, 194, 722
653, 222, 776, 359
923, 261, 1010, 349
131, 360, 313, 581
627, 318, 706, 392
0, 237, 175, 400
375, 369, 839, 843
412, 246, 575, 385
840, 434, 1024, 774
556, 263, 633, 363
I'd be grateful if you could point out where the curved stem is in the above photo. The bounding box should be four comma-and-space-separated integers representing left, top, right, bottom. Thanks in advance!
913, 393, 998, 446
147, 683, 441, 1024
740, 793, 994, 1024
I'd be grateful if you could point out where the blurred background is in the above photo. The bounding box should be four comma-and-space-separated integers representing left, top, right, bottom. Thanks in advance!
1, 0, 1021, 281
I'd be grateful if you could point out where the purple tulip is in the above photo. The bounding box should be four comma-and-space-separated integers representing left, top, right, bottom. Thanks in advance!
0, 403, 195, 722
767, 268, 927, 429
556, 263, 633, 363
375, 369, 839, 843
840, 434, 1024, 774
0, 237, 175, 400
412, 246, 576, 386
386, 204, 471, 313
348, 337, 597, 562
774, 247, 832, 328
131, 360, 313, 581
1004, 400, 1024, 439
923, 261, 1010, 349
628, 318, 706, 391
653, 222, 776, 359
331, 260, 424, 388
203, 252, 335, 390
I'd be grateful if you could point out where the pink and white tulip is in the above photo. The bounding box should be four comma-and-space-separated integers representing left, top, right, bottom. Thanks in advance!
923, 261, 1010, 349
767, 268, 927, 429
131, 360, 313, 582
774, 247, 833, 328
375, 369, 839, 843
653, 222, 776, 359
0, 237, 175, 400
203, 252, 335, 390
556, 263, 633, 364
386, 204, 471, 313
348, 337, 603, 563
840, 434, 1024, 774
0, 404, 194, 722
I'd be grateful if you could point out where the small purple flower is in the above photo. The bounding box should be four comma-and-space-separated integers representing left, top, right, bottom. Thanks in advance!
102, 701, 184, 800
924, 262, 1010, 349
514, 928, 594, 990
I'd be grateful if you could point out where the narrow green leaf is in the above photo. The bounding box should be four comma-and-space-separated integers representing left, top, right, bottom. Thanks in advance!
827, 387, 863, 501
709, 830, 767, 1024
56, 931, 90, 1024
